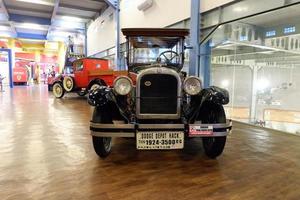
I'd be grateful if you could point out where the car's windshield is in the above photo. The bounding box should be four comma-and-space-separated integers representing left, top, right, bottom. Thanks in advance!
127, 36, 184, 70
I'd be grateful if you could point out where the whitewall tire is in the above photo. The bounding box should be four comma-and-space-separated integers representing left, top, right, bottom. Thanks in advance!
90, 83, 101, 91
63, 76, 74, 92
53, 83, 65, 98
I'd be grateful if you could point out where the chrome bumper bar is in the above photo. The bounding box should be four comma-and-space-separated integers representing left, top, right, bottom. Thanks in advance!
90, 120, 232, 138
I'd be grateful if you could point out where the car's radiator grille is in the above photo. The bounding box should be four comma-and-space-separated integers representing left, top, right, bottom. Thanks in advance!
139, 74, 178, 114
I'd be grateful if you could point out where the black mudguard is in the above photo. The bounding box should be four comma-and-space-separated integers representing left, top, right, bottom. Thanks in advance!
88, 87, 111, 107
88, 87, 130, 122
187, 86, 229, 123
199, 86, 229, 105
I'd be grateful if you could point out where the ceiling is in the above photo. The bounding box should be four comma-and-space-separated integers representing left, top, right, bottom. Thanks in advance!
239, 4, 300, 28
0, 0, 109, 42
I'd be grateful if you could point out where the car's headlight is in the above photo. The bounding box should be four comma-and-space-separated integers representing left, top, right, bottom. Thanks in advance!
183, 76, 202, 95
113, 76, 133, 95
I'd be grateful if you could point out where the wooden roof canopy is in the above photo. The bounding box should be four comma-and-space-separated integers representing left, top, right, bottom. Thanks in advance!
122, 28, 189, 48
122, 28, 189, 37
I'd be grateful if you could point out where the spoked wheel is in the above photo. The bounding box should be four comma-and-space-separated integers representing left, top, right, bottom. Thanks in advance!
52, 82, 65, 98
200, 103, 227, 158
89, 83, 101, 91
92, 107, 112, 158
63, 76, 74, 92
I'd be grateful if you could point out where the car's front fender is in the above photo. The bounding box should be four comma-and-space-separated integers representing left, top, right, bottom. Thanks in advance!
88, 87, 111, 107
199, 86, 229, 105
185, 86, 229, 123
88, 87, 130, 122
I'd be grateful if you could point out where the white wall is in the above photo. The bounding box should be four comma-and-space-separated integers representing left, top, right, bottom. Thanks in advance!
87, 0, 235, 56
87, 7, 116, 56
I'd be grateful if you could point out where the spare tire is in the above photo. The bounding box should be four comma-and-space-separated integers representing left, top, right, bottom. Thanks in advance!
63, 76, 74, 92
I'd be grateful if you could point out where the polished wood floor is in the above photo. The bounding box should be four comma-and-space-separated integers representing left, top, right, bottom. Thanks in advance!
0, 86, 299, 200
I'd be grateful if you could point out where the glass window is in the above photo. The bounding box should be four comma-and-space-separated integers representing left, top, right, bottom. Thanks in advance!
203, 4, 300, 135
128, 36, 184, 70
74, 60, 84, 71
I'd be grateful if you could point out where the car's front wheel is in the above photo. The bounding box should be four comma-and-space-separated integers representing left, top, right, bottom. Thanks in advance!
202, 136, 226, 158
52, 82, 65, 98
92, 107, 112, 158
92, 137, 112, 158
200, 103, 227, 158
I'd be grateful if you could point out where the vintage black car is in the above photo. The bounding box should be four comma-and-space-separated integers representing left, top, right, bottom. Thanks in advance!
88, 28, 232, 158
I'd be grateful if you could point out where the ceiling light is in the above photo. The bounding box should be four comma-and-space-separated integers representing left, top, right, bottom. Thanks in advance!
233, 6, 248, 12
49, 37, 66, 42
0, 26, 10, 31
221, 80, 229, 88
0, 33, 11, 38
50, 31, 71, 37
20, 38, 45, 43
61, 16, 82, 22
16, 23, 47, 30
256, 78, 270, 91
45, 41, 59, 50
16, 0, 54, 6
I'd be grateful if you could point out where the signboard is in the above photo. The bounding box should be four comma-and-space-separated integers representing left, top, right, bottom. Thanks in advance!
13, 67, 28, 83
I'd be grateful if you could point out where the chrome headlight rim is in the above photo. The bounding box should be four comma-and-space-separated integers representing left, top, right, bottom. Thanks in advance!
113, 76, 133, 95
183, 76, 202, 95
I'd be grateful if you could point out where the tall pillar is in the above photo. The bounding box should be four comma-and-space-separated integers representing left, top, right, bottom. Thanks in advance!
189, 0, 200, 76
115, 0, 120, 70
200, 40, 211, 88
58, 42, 66, 72
250, 66, 258, 123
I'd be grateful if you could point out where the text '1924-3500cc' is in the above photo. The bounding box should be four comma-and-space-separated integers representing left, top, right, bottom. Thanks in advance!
88, 28, 232, 159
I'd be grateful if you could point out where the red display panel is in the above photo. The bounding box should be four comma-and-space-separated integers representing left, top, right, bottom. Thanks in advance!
13, 67, 28, 83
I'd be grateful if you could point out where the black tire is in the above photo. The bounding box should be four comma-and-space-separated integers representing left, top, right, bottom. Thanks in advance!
92, 107, 112, 158
200, 103, 227, 158
77, 91, 87, 97
52, 82, 65, 98
48, 84, 53, 91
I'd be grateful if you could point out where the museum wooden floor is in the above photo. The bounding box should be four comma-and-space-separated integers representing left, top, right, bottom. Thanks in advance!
0, 85, 299, 200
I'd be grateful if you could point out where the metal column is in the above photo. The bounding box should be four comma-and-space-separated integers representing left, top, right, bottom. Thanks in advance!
250, 65, 259, 123
200, 40, 211, 88
84, 23, 88, 56
115, 0, 120, 70
188, 0, 200, 76
103, 0, 120, 69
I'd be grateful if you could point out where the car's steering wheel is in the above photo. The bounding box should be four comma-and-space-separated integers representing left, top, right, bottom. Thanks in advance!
158, 50, 180, 64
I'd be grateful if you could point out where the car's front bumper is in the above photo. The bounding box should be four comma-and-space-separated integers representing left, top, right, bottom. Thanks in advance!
90, 120, 232, 138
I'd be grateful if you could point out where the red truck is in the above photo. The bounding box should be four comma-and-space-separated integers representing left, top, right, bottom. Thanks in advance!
13, 66, 29, 85
51, 58, 126, 98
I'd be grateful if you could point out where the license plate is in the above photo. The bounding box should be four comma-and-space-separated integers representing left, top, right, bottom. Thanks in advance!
136, 132, 184, 150
189, 125, 213, 136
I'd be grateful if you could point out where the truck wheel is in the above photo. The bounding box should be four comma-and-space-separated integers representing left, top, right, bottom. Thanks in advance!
200, 103, 227, 158
53, 82, 65, 98
92, 107, 112, 158
90, 83, 101, 91
63, 76, 74, 92
77, 91, 87, 97
48, 84, 53, 91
